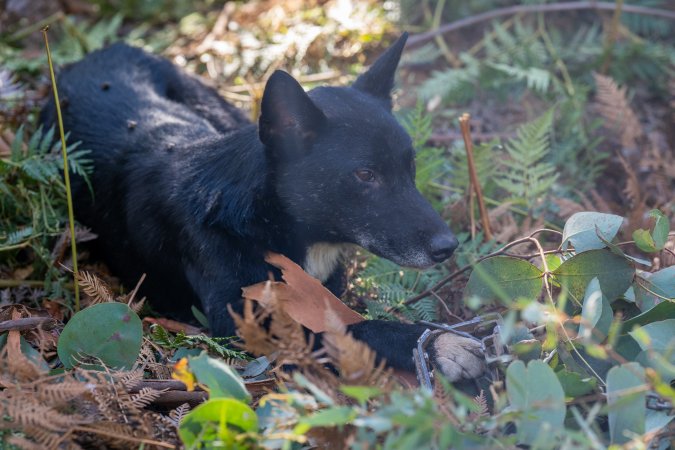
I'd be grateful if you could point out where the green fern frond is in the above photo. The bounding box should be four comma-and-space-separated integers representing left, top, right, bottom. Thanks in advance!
488, 63, 551, 94
418, 54, 479, 102
494, 110, 557, 210
358, 256, 447, 322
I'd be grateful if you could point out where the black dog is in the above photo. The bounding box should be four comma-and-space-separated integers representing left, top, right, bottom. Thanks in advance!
41, 33, 484, 381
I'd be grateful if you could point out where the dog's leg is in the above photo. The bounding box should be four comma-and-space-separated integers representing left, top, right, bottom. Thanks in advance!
345, 320, 485, 382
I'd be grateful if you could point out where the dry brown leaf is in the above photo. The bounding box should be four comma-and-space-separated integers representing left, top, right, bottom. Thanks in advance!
242, 252, 363, 333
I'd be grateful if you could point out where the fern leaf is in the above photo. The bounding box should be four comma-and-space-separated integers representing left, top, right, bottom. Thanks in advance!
130, 387, 163, 409
593, 73, 643, 148
494, 110, 557, 210
77, 271, 114, 304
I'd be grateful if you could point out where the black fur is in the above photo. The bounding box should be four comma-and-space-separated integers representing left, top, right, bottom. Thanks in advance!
41, 34, 464, 374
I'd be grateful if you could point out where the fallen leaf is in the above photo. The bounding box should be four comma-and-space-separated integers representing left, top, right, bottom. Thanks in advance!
242, 253, 363, 333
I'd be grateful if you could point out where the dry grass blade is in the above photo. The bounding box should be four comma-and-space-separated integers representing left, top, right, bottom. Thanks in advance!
593, 73, 643, 148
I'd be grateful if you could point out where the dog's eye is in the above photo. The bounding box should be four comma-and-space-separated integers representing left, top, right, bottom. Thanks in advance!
354, 169, 376, 183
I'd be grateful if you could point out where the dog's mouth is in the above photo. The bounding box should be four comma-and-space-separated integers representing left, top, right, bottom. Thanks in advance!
355, 233, 459, 269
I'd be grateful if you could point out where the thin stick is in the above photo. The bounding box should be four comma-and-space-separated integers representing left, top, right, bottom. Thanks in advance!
406, 1, 675, 49
42, 27, 80, 311
459, 113, 492, 241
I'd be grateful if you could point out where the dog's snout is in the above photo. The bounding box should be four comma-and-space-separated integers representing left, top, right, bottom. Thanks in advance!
429, 233, 459, 262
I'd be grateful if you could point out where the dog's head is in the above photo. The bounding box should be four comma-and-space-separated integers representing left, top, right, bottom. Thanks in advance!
258, 33, 458, 268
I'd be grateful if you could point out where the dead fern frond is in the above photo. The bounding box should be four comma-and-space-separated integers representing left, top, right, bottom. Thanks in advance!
167, 403, 190, 428
116, 368, 144, 390
617, 154, 643, 208
593, 73, 643, 148
130, 387, 164, 409
229, 298, 278, 356
322, 314, 393, 389
6, 435, 50, 450
129, 296, 146, 314
21, 426, 65, 449
34, 381, 92, 406
473, 390, 489, 417
76, 271, 113, 304
1, 396, 86, 432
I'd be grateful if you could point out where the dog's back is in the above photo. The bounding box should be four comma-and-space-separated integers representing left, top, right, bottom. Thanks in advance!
41, 43, 253, 319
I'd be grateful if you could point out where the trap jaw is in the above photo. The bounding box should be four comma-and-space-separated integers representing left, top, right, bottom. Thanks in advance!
412, 314, 506, 391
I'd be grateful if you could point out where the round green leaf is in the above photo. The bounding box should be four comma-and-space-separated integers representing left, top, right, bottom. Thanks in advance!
555, 369, 597, 398
188, 352, 251, 402
179, 398, 258, 449
621, 301, 675, 332
629, 319, 675, 353
552, 249, 634, 303
562, 212, 624, 253
606, 362, 646, 444
506, 360, 566, 446
57, 302, 142, 369
464, 256, 543, 304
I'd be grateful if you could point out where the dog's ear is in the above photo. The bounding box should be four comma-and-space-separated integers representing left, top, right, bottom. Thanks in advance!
259, 70, 326, 157
352, 32, 408, 107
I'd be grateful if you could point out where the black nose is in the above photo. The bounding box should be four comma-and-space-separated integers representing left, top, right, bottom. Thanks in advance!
429, 234, 459, 262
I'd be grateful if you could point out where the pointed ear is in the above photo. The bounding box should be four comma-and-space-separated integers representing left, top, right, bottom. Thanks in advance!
352, 32, 408, 107
258, 70, 326, 157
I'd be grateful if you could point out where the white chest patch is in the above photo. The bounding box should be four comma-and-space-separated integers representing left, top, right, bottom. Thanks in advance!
303, 243, 349, 283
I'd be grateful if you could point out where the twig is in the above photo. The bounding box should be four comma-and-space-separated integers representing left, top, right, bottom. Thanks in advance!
0, 316, 57, 332
459, 113, 492, 241
66, 427, 174, 448
404, 232, 546, 306
0, 279, 74, 289
42, 27, 81, 311
406, 1, 675, 49
431, 0, 461, 67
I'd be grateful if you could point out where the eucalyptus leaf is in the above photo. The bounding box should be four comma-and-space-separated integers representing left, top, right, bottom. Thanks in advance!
57, 302, 142, 370
622, 301, 675, 332
188, 352, 250, 402
179, 398, 258, 449
635, 267, 675, 312
506, 360, 566, 446
555, 369, 597, 397
578, 277, 613, 342
562, 212, 623, 252
552, 249, 634, 303
464, 256, 543, 304
606, 363, 646, 444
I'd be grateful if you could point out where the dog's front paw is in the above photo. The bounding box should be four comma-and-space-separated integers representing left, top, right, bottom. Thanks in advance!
429, 333, 486, 382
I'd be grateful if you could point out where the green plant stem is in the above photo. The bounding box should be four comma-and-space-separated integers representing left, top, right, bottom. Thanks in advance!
537, 13, 575, 97
601, 0, 624, 73
431, 0, 460, 68
42, 27, 81, 311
